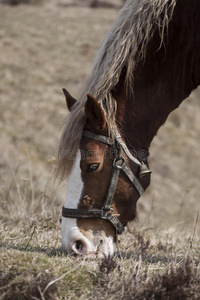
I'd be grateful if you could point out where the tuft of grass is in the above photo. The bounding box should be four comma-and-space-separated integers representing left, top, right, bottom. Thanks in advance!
0, 254, 56, 300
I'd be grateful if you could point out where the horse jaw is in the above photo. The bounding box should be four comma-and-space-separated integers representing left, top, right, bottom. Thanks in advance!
61, 151, 115, 258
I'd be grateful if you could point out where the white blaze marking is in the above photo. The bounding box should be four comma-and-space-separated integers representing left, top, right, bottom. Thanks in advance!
64, 151, 83, 209
61, 151, 85, 252
61, 151, 115, 257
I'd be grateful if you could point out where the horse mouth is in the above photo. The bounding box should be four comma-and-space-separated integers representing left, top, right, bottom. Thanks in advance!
64, 231, 115, 258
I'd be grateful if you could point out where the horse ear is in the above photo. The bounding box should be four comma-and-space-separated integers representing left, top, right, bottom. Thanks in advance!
85, 94, 106, 131
62, 88, 77, 110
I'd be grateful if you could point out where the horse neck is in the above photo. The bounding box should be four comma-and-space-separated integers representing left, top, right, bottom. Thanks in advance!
115, 0, 200, 155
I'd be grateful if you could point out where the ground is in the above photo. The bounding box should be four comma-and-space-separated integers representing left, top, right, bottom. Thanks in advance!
0, 1, 200, 299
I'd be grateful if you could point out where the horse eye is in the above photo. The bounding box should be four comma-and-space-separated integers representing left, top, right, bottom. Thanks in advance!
86, 163, 100, 174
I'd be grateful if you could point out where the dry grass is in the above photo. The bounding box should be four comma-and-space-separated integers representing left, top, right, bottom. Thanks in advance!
1, 220, 200, 299
0, 1, 200, 299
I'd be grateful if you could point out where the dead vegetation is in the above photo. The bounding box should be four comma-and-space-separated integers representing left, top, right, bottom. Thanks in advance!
1, 217, 200, 299
0, 1, 200, 299
98, 256, 200, 300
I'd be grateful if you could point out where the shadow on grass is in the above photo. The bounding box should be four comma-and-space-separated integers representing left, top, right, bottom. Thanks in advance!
1, 243, 65, 257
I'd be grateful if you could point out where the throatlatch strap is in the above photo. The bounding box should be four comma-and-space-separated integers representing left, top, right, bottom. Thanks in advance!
114, 127, 141, 166
122, 164, 144, 196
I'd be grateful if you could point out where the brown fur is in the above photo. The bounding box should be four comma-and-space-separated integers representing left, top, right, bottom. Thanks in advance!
85, 94, 107, 132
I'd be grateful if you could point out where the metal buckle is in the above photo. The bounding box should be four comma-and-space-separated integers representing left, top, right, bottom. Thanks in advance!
113, 156, 125, 169
102, 207, 120, 218
101, 207, 112, 218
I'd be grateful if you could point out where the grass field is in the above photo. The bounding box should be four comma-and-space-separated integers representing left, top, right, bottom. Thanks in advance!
0, 1, 200, 299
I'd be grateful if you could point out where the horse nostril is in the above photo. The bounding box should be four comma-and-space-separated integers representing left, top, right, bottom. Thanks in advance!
75, 240, 83, 251
72, 239, 87, 255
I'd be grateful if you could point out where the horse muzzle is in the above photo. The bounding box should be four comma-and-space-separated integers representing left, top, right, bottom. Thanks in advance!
61, 218, 115, 258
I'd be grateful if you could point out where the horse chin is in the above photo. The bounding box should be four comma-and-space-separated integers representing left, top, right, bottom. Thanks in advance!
95, 236, 115, 258
61, 217, 115, 258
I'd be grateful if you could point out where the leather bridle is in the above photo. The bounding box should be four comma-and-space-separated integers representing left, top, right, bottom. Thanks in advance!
62, 127, 149, 234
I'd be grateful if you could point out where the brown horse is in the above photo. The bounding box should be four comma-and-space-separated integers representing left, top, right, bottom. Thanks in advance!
58, 0, 200, 257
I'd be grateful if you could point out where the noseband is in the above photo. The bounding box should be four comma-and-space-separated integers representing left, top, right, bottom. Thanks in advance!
62, 127, 151, 234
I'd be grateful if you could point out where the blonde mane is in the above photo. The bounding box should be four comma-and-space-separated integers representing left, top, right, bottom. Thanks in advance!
58, 0, 176, 180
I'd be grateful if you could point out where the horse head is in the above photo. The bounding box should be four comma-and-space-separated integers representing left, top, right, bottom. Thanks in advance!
61, 89, 151, 258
